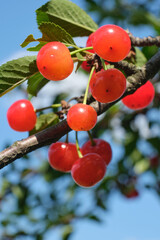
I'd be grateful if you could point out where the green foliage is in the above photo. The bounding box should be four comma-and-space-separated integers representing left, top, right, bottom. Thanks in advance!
27, 72, 49, 96
29, 112, 59, 135
36, 0, 98, 37
0, 56, 37, 97
21, 22, 76, 51
21, 34, 37, 48
142, 45, 159, 60
135, 47, 147, 67
62, 225, 73, 240
39, 22, 76, 45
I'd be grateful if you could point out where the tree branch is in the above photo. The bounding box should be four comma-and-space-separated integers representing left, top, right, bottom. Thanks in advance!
0, 51, 160, 170
129, 33, 160, 47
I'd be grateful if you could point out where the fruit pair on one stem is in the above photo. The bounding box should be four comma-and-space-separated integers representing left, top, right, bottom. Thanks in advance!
48, 138, 112, 187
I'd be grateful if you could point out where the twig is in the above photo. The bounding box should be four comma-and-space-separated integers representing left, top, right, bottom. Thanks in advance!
129, 33, 160, 47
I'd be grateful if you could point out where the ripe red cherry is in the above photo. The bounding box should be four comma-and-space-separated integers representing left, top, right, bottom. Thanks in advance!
150, 156, 159, 168
90, 69, 126, 103
36, 41, 74, 81
67, 103, 97, 131
81, 33, 95, 72
92, 24, 131, 62
71, 153, 106, 187
122, 81, 155, 110
82, 139, 112, 165
7, 99, 37, 132
48, 142, 80, 172
124, 189, 139, 199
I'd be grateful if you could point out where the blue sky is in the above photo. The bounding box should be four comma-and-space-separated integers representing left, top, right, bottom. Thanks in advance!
0, 1, 160, 240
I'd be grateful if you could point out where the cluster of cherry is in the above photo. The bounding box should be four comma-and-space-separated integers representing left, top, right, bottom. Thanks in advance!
7, 24, 155, 187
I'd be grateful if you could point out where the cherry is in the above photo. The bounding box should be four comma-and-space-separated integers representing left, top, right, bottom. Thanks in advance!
124, 189, 139, 199
81, 33, 95, 72
150, 156, 159, 168
122, 81, 155, 110
36, 41, 74, 81
7, 99, 37, 132
81, 33, 109, 72
48, 142, 80, 172
82, 139, 112, 165
92, 24, 131, 62
67, 103, 97, 131
71, 153, 106, 187
90, 69, 126, 103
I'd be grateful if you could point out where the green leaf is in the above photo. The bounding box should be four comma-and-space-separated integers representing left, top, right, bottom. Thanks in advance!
36, 0, 98, 37
142, 45, 159, 61
39, 22, 76, 45
0, 56, 38, 97
145, 13, 160, 34
148, 137, 160, 154
29, 112, 59, 135
27, 72, 49, 96
21, 34, 37, 48
87, 214, 102, 223
21, 34, 47, 50
62, 225, 73, 240
75, 60, 83, 73
27, 42, 47, 52
21, 23, 75, 51
135, 47, 147, 67
134, 159, 150, 174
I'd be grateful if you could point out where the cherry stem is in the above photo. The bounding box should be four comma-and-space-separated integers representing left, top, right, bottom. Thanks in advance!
35, 103, 61, 113
65, 133, 69, 144
75, 131, 83, 158
83, 66, 95, 105
72, 57, 88, 63
65, 43, 80, 49
101, 58, 107, 70
87, 131, 96, 146
70, 46, 93, 56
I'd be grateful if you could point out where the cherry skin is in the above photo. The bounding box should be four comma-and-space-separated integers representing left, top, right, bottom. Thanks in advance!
67, 103, 97, 131
71, 153, 106, 187
81, 33, 95, 72
90, 69, 126, 103
36, 41, 74, 81
92, 24, 131, 62
124, 189, 139, 199
48, 142, 80, 172
150, 156, 159, 168
82, 139, 112, 165
122, 81, 155, 110
81, 33, 108, 72
7, 99, 37, 132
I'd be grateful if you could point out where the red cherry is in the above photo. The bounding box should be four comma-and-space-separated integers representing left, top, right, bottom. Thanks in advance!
48, 142, 80, 172
122, 81, 155, 110
67, 103, 97, 131
150, 156, 159, 168
36, 41, 74, 81
81, 33, 95, 72
90, 69, 126, 103
7, 99, 37, 132
81, 60, 91, 72
71, 153, 106, 187
81, 33, 108, 72
82, 139, 112, 165
92, 24, 131, 62
124, 189, 139, 199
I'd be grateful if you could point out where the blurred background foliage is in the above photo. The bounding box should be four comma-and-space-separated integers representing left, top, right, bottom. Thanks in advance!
0, 0, 160, 239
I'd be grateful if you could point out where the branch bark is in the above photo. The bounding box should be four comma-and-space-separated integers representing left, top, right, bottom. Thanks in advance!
129, 34, 160, 47
0, 51, 160, 170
